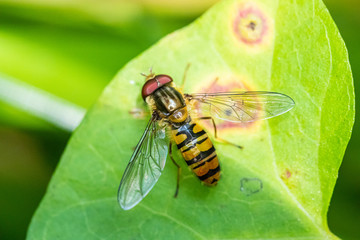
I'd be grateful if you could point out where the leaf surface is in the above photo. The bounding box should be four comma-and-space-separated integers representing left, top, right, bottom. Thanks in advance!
27, 0, 354, 239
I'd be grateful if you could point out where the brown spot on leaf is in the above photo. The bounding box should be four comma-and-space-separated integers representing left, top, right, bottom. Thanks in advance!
247, 21, 256, 31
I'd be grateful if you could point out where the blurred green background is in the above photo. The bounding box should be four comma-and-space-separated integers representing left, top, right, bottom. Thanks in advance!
0, 0, 357, 239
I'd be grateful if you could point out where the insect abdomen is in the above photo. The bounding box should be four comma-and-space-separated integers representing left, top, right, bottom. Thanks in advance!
171, 121, 220, 186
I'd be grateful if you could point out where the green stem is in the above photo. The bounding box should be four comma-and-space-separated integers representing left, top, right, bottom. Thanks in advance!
0, 73, 85, 132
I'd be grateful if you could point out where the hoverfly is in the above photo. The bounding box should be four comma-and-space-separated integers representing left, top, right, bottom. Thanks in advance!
117, 69, 295, 210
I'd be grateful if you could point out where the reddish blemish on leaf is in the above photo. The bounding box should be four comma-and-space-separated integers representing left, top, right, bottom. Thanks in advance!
280, 168, 298, 189
282, 168, 292, 179
192, 76, 260, 130
233, 4, 268, 45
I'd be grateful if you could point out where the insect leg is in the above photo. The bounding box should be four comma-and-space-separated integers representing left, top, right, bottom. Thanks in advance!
169, 141, 181, 198
179, 63, 191, 91
196, 117, 243, 149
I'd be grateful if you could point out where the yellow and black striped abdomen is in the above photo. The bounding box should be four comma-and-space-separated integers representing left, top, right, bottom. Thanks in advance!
171, 121, 220, 186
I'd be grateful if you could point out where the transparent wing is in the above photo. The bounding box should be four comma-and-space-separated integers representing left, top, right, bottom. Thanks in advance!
117, 116, 168, 210
186, 91, 295, 122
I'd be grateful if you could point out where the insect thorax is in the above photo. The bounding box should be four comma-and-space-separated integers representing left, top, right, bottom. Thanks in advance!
147, 85, 189, 126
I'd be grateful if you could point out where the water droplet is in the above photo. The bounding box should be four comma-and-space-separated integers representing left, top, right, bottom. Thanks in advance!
240, 177, 263, 195
129, 80, 135, 85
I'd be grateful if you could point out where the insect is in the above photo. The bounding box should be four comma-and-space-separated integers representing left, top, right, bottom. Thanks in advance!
117, 69, 295, 210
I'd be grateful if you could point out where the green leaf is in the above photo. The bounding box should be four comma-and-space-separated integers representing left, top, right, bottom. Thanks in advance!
27, 0, 354, 239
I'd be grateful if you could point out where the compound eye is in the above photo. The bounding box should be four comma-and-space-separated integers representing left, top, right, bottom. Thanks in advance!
141, 74, 173, 100
155, 75, 173, 85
